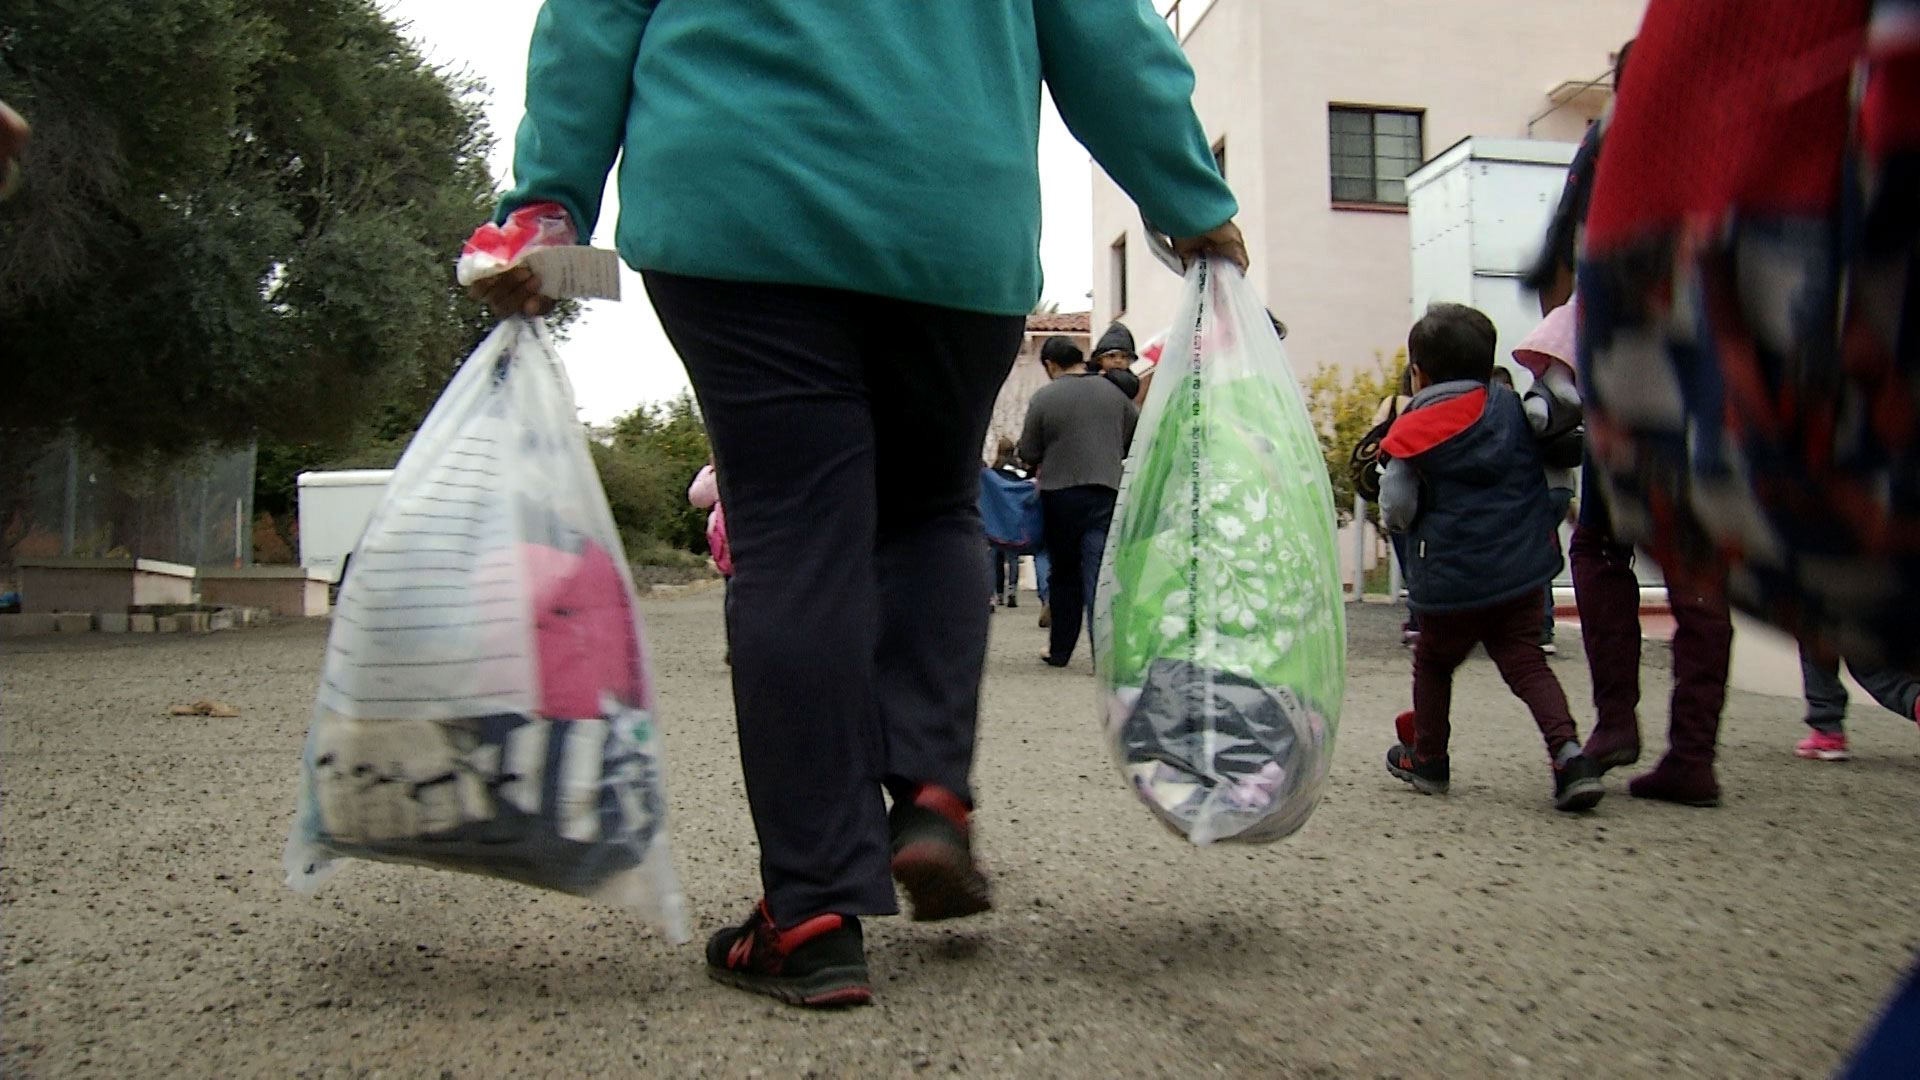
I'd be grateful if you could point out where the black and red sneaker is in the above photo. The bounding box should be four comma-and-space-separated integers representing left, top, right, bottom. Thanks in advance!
1385, 743, 1450, 794
889, 784, 992, 922
705, 900, 872, 1008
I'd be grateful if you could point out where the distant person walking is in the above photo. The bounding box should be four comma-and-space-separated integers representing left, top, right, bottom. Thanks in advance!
688, 460, 733, 663
1019, 335, 1138, 667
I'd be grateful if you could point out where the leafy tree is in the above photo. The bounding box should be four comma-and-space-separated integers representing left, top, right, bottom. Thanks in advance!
0, 0, 504, 459
608, 391, 712, 554
1302, 349, 1402, 524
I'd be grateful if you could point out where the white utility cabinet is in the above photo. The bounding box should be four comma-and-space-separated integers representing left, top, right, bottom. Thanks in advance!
297, 469, 395, 585
1407, 136, 1578, 387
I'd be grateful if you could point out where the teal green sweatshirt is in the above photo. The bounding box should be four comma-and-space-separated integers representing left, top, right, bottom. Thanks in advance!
498, 0, 1237, 316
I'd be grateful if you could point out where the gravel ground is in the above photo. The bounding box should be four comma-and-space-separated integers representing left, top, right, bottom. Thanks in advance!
4, 590, 1917, 1079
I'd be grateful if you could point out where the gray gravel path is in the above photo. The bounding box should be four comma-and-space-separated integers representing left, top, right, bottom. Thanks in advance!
4, 591, 1916, 1078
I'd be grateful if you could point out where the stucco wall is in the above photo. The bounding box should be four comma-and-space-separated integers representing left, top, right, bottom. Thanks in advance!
1091, 0, 1645, 381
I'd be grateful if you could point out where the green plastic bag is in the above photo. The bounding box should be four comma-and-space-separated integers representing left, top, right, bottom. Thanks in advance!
1094, 257, 1346, 844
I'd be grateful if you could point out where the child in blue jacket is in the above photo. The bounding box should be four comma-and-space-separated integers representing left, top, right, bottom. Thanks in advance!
1379, 303, 1603, 812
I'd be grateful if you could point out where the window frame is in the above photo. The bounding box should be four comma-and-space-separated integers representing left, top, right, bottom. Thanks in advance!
1111, 234, 1128, 318
1327, 104, 1425, 210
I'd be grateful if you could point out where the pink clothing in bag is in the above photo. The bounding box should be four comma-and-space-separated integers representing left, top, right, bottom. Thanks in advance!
525, 541, 647, 720
687, 465, 733, 577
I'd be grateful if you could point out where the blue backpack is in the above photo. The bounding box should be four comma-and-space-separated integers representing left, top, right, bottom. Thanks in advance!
979, 468, 1043, 554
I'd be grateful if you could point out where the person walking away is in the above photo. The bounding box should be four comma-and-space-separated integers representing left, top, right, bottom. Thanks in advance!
688, 460, 733, 663
1523, 38, 1735, 808
1379, 303, 1604, 812
1508, 309, 1583, 656
470, 1, 1245, 1008
1019, 335, 1139, 667
1794, 642, 1920, 761
984, 437, 1036, 609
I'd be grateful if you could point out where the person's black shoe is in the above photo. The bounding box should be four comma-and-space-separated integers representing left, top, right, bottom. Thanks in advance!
1385, 743, 1449, 794
705, 901, 872, 1007
889, 784, 992, 921
1552, 752, 1606, 812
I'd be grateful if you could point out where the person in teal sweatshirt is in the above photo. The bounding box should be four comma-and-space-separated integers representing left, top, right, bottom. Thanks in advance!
472, 0, 1243, 1009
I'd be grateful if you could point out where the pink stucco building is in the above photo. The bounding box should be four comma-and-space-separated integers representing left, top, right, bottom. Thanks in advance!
1092, 0, 1646, 379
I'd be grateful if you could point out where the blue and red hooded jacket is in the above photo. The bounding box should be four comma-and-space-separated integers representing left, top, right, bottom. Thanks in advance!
1378, 380, 1563, 613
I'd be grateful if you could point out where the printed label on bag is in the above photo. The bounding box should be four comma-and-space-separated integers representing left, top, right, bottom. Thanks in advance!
526, 246, 622, 301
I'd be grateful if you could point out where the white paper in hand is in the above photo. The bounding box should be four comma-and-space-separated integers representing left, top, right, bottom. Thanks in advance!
526, 246, 622, 301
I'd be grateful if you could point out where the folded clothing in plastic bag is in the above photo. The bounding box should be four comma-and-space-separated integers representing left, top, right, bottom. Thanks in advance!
285, 318, 686, 941
1117, 659, 1325, 844
1095, 256, 1345, 845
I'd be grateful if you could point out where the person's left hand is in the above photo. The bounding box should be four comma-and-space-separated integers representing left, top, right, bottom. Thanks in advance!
468, 264, 555, 318
1171, 219, 1249, 273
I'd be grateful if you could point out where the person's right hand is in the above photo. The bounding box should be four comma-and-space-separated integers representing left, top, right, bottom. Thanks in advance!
468, 264, 556, 318
1171, 219, 1249, 273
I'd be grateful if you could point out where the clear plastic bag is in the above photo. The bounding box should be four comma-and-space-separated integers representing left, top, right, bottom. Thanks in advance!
284, 317, 688, 942
1094, 257, 1346, 845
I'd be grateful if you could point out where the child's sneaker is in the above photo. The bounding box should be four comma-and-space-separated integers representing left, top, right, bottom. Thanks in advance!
1795, 730, 1851, 761
1552, 753, 1605, 811
705, 901, 872, 1008
1393, 710, 1417, 747
889, 784, 992, 921
1385, 744, 1449, 794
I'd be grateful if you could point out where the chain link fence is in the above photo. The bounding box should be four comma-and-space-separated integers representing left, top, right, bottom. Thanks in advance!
2, 435, 256, 571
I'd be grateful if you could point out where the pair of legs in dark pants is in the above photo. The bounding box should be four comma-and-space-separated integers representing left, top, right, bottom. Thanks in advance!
1570, 456, 1732, 802
1411, 589, 1580, 761
1038, 485, 1115, 665
644, 271, 1023, 926
1800, 641, 1920, 733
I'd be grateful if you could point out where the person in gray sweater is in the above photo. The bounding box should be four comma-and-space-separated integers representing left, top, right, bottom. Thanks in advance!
1018, 336, 1138, 666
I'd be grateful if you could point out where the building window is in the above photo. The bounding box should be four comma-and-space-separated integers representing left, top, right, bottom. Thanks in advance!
1111, 234, 1128, 315
1329, 106, 1423, 207
1211, 137, 1227, 180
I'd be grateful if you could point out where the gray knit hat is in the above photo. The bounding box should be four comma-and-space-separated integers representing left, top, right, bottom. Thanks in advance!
1092, 322, 1136, 360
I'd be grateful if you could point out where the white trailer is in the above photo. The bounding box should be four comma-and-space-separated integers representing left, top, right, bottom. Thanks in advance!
1405, 134, 1662, 595
296, 469, 394, 585
1406, 136, 1577, 390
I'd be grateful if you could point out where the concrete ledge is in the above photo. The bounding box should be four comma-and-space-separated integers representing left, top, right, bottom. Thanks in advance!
129, 614, 157, 633
0, 614, 58, 637
154, 616, 181, 633
196, 566, 329, 617
18, 557, 197, 614
52, 613, 94, 633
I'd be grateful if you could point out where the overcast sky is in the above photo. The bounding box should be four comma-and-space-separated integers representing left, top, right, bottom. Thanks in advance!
386, 1, 1102, 423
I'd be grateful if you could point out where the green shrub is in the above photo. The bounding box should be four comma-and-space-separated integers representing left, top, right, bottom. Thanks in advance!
591, 392, 714, 566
